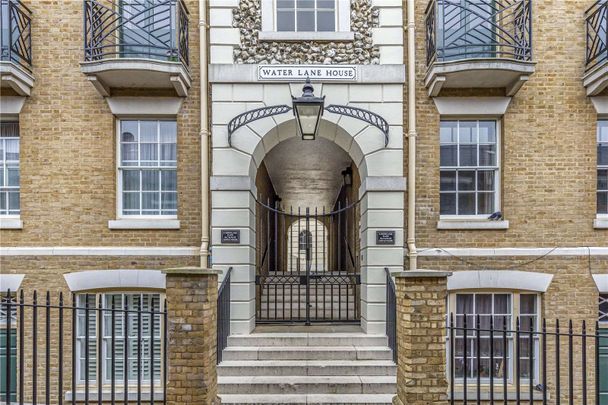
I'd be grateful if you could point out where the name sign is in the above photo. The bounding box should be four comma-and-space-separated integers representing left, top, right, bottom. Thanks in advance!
376, 230, 396, 245
258, 65, 358, 81
221, 230, 240, 244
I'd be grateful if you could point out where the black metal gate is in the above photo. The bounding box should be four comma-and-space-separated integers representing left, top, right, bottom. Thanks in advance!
255, 200, 361, 324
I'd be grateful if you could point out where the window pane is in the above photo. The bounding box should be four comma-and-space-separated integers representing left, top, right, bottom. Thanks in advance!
142, 192, 159, 211
161, 192, 177, 212
600, 192, 608, 214
159, 121, 177, 143
123, 171, 140, 191
458, 171, 475, 191
440, 121, 458, 143
440, 193, 456, 215
4, 139, 18, 161
297, 0, 314, 7
161, 170, 177, 191
476, 295, 492, 314
0, 168, 3, 187
160, 144, 176, 163
456, 294, 474, 314
277, 11, 295, 31
317, 10, 335, 31
277, 0, 294, 6
477, 170, 495, 191
478, 121, 496, 143
459, 121, 477, 144
140, 121, 157, 143
318, 0, 335, 8
297, 10, 315, 31
600, 144, 608, 166
8, 192, 19, 212
121, 121, 138, 142
520, 295, 536, 315
477, 192, 494, 215
123, 192, 140, 211
458, 193, 475, 215
440, 145, 457, 166
2, 191, 9, 211
140, 144, 158, 163
599, 169, 608, 191
142, 170, 159, 191
6, 166, 18, 187
459, 144, 477, 166
440, 170, 456, 191
598, 121, 608, 143
121, 144, 138, 164
479, 144, 496, 166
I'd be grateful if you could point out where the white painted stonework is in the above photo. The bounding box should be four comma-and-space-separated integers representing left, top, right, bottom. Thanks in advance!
64, 269, 166, 292
210, 78, 405, 334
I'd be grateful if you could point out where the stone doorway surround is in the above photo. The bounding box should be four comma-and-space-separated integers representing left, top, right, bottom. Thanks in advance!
209, 65, 406, 334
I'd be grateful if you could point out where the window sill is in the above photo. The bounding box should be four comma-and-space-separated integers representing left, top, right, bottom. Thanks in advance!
0, 217, 23, 230
594, 216, 608, 229
65, 391, 164, 401
437, 219, 510, 230
108, 219, 180, 230
258, 31, 355, 42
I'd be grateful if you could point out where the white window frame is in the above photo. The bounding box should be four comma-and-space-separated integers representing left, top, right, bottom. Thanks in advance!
115, 119, 178, 221
447, 291, 541, 386
75, 292, 165, 386
439, 119, 502, 221
598, 120, 608, 218
0, 122, 20, 219
260, 0, 352, 41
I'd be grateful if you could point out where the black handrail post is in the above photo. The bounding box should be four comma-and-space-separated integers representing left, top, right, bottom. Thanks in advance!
5, 289, 12, 405
217, 267, 233, 364
59, 293, 64, 405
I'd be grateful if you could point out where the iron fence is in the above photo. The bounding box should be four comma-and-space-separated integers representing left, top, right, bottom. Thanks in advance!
586, 0, 608, 72
425, 0, 532, 66
447, 314, 602, 404
0, 290, 168, 405
0, 0, 32, 72
83, 0, 189, 67
385, 268, 397, 364
216, 267, 232, 364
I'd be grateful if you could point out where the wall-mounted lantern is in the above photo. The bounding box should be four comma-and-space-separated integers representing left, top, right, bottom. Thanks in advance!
227, 79, 390, 147
292, 79, 325, 140
341, 167, 353, 186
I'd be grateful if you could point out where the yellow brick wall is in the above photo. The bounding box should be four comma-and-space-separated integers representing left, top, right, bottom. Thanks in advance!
409, 0, 606, 248
0, 0, 202, 248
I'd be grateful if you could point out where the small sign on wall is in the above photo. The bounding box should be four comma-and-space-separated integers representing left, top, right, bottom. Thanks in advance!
258, 65, 358, 81
376, 230, 396, 245
221, 230, 241, 244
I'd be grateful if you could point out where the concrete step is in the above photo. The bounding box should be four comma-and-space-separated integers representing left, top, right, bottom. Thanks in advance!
221, 346, 393, 361
219, 394, 394, 404
227, 333, 387, 347
217, 360, 397, 376
217, 375, 395, 395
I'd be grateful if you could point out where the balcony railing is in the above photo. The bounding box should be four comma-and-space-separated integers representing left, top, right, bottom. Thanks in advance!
0, 0, 32, 72
586, 0, 608, 72
83, 0, 189, 68
425, 0, 532, 66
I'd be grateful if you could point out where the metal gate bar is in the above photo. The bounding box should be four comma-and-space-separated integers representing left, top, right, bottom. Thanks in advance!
255, 200, 361, 324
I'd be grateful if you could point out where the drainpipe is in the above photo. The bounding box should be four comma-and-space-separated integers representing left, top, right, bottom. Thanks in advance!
406, 0, 418, 270
199, 0, 210, 268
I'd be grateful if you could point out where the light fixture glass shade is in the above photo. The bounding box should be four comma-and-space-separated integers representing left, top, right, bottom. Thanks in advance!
292, 78, 325, 140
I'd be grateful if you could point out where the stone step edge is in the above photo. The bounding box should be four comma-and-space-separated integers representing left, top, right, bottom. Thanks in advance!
219, 394, 395, 404
223, 346, 392, 352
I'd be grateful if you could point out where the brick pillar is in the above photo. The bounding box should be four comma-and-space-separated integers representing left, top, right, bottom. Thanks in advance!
393, 270, 451, 405
163, 268, 222, 405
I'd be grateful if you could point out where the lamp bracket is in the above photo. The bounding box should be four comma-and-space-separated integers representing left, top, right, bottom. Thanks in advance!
325, 104, 390, 147
227, 105, 292, 146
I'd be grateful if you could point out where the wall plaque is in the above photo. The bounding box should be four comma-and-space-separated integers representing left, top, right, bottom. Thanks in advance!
258, 65, 358, 81
221, 230, 240, 244
376, 230, 396, 245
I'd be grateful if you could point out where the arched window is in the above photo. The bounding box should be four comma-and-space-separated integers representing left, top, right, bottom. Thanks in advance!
298, 230, 312, 251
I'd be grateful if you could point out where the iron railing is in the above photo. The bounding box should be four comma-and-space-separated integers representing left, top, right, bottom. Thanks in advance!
447, 314, 602, 404
83, 0, 189, 67
217, 267, 232, 364
385, 268, 397, 364
0, 0, 32, 72
586, 0, 608, 72
425, 0, 532, 66
0, 290, 168, 405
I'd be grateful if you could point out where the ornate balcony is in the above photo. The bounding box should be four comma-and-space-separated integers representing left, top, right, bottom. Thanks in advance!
424, 0, 535, 97
0, 0, 34, 96
80, 0, 191, 97
585, 0, 608, 96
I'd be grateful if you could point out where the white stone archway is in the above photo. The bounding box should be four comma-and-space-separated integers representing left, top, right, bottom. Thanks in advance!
210, 82, 405, 335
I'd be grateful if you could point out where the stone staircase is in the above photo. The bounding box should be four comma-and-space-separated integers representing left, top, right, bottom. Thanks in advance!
217, 331, 397, 404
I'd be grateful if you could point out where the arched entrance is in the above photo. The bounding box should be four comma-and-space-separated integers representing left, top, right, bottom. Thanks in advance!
211, 107, 405, 334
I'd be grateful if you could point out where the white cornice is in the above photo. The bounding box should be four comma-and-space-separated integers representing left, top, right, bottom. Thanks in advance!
448, 270, 553, 292
0, 247, 200, 256
419, 247, 608, 257
64, 269, 165, 292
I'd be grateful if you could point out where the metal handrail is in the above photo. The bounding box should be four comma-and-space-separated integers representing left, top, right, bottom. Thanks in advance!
83, 0, 189, 67
586, 0, 608, 72
216, 267, 232, 364
0, 0, 32, 72
385, 267, 397, 363
425, 0, 532, 66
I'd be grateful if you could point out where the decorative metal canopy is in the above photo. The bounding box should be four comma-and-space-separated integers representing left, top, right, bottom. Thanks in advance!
227, 81, 390, 147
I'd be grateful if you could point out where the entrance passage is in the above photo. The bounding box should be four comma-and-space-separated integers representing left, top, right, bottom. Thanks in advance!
255, 200, 360, 324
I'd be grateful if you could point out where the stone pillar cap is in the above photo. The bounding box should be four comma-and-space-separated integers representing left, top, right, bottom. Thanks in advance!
393, 269, 452, 278
162, 267, 223, 276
